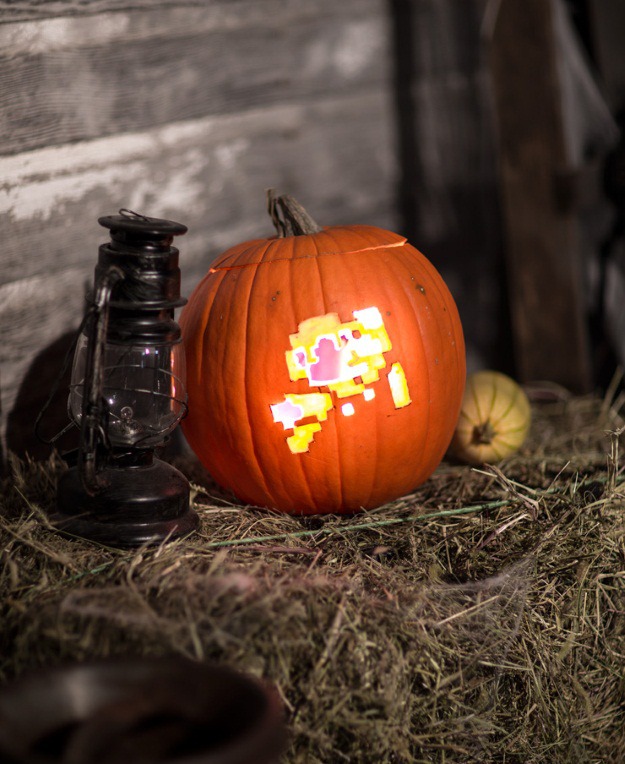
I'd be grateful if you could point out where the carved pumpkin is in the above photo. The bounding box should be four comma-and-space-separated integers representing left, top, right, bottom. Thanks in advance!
180, 193, 466, 514
449, 370, 531, 465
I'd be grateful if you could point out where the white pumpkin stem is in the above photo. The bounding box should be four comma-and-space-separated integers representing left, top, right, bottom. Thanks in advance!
472, 420, 495, 445
267, 189, 323, 237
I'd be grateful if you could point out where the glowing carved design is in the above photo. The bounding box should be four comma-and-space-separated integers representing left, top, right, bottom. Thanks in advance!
388, 362, 411, 408
273, 308, 411, 453
271, 393, 333, 454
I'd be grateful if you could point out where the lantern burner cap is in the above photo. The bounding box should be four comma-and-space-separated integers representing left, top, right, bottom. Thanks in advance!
98, 210, 188, 245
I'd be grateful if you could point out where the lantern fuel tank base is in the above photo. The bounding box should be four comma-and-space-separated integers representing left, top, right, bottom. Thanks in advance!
53, 456, 199, 548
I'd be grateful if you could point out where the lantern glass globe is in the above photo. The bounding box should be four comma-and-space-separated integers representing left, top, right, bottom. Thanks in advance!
69, 334, 187, 449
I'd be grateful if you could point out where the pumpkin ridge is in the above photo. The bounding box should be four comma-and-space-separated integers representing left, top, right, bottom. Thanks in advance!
400, 244, 466, 409
489, 435, 520, 450
208, 236, 269, 270
404, 244, 466, 417
401, 244, 466, 470
470, 378, 486, 428
488, 442, 505, 460
200, 258, 276, 504
210, 239, 408, 272
410, 289, 433, 486
315, 240, 369, 509
301, 240, 340, 512
496, 423, 529, 436
390, 249, 437, 486
229, 237, 277, 270
487, 375, 498, 422
489, 383, 522, 428
268, 236, 331, 513
241, 258, 284, 509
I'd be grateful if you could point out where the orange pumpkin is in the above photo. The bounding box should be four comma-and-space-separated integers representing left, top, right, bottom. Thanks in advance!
180, 193, 466, 514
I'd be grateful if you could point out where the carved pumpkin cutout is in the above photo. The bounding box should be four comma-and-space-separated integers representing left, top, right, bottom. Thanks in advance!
270, 307, 411, 455
180, 194, 465, 515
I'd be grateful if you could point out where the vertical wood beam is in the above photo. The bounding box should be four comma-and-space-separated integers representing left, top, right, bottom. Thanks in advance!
490, 0, 593, 392
587, 0, 625, 108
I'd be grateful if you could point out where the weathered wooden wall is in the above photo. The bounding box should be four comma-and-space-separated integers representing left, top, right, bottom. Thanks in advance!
491, 0, 595, 393
0, 0, 399, 458
2, 0, 618, 462
490, 0, 618, 393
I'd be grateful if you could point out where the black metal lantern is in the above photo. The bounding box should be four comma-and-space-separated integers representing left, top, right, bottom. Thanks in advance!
52, 210, 199, 547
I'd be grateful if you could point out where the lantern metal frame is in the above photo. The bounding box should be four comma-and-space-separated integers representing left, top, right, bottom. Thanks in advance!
51, 210, 199, 548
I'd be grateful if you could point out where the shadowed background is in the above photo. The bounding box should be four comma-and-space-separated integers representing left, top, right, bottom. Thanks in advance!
1, 0, 624, 465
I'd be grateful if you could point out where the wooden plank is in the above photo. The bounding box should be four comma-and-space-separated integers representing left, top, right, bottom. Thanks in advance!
0, 0, 384, 23
408, 71, 496, 241
0, 92, 397, 288
0, 1, 388, 153
393, 0, 494, 242
490, 0, 593, 392
0, 1, 382, 44
0, 91, 398, 452
408, 0, 486, 76
0, 1, 187, 21
586, 1, 625, 381
389, 0, 508, 373
587, 0, 625, 109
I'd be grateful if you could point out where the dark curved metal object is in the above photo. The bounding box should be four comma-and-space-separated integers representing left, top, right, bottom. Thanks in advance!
0, 656, 286, 764
52, 211, 198, 547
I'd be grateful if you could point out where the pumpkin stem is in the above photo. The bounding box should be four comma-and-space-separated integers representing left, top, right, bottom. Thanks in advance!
267, 189, 323, 237
471, 420, 496, 446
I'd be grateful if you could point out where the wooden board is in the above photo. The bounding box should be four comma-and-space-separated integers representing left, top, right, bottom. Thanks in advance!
389, 0, 509, 373
0, 0, 187, 20
0, 91, 397, 456
585, 1, 625, 381
0, 1, 388, 154
587, 0, 625, 109
0, 0, 381, 23
0, 93, 397, 286
0, 0, 397, 457
490, 0, 593, 392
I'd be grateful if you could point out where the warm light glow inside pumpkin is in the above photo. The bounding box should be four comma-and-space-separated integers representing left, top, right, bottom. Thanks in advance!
388, 362, 411, 408
270, 307, 412, 454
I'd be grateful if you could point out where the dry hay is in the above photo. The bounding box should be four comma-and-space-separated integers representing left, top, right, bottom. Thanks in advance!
2, 383, 625, 763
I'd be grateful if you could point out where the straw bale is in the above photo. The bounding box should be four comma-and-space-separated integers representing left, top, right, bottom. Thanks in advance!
1, 385, 625, 762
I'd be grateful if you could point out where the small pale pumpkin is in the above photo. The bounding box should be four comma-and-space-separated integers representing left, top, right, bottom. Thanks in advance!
450, 370, 531, 465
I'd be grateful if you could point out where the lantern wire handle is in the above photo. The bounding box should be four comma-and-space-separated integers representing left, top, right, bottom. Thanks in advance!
119, 208, 150, 221
78, 265, 124, 495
